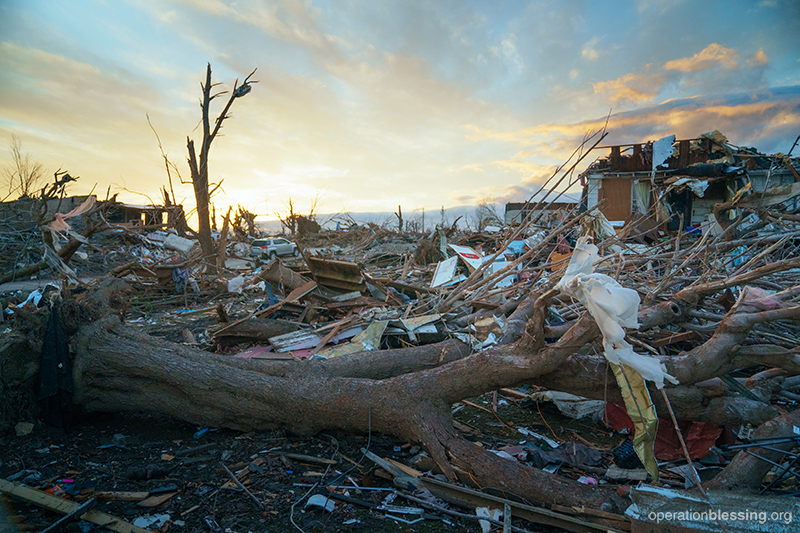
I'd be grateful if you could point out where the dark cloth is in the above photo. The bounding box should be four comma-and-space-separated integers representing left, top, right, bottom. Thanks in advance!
172, 267, 190, 293
37, 306, 72, 429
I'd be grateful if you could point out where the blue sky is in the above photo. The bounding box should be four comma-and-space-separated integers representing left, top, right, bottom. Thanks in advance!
1, 0, 798, 224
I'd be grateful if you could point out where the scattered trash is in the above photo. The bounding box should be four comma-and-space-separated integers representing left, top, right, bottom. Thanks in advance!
305, 494, 336, 512
0, 128, 798, 533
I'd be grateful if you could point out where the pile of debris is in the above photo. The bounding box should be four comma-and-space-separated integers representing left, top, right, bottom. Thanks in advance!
2, 130, 800, 532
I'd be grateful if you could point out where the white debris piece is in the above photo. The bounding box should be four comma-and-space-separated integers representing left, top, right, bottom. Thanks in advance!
164, 234, 196, 254
227, 275, 245, 294
556, 236, 678, 388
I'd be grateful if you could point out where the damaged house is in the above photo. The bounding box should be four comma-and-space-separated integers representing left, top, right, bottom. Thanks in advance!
105, 202, 188, 229
582, 131, 800, 236
505, 192, 581, 227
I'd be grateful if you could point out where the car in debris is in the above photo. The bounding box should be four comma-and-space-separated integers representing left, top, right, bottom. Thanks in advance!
249, 237, 300, 259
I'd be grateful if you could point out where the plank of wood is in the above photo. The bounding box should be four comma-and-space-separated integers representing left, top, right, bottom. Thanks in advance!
137, 492, 176, 507
285, 280, 317, 302
309, 317, 352, 356
272, 452, 337, 466
499, 388, 529, 400
0, 478, 151, 533
180, 504, 201, 517
384, 458, 423, 478
361, 449, 420, 489
422, 477, 626, 533
551, 503, 632, 522
93, 491, 150, 502
40, 498, 96, 533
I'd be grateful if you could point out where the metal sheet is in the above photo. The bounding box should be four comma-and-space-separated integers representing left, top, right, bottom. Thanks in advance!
269, 325, 363, 352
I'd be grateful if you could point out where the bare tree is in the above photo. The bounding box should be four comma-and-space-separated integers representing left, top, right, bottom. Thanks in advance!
474, 195, 503, 230
3, 134, 45, 200
394, 204, 403, 232
186, 64, 257, 272
276, 197, 298, 236
276, 197, 322, 237
233, 205, 257, 239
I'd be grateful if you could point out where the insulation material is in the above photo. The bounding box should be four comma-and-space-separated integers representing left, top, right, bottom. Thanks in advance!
652, 134, 676, 170
668, 177, 710, 197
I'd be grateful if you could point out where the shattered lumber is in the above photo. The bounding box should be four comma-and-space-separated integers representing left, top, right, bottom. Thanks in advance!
73, 257, 799, 512
0, 478, 150, 533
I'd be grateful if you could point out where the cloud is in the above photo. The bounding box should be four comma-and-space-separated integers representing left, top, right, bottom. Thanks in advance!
490, 33, 523, 74
581, 38, 600, 61
636, 0, 687, 15
459, 163, 485, 173
592, 70, 666, 104
663, 43, 739, 72
590, 43, 769, 108
749, 48, 769, 66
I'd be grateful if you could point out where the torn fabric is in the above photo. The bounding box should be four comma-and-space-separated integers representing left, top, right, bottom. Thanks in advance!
46, 196, 96, 234
45, 196, 96, 250
555, 237, 678, 388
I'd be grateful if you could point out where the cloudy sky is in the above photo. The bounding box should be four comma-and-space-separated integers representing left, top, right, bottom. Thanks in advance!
1, 0, 798, 226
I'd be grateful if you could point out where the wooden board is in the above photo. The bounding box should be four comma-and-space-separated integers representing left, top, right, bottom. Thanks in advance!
93, 491, 149, 502
137, 492, 176, 507
0, 478, 151, 533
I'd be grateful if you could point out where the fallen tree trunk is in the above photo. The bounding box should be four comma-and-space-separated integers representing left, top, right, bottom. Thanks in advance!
75, 314, 629, 511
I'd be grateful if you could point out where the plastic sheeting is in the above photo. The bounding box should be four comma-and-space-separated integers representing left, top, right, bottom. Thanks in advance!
45, 196, 96, 234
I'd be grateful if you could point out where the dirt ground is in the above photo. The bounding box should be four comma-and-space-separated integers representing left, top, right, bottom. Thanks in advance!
0, 388, 616, 533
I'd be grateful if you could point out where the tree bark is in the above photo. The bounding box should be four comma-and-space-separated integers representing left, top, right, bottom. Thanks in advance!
706, 409, 800, 491
74, 314, 628, 511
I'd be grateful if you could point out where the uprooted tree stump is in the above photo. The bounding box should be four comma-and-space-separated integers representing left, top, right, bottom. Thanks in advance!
68, 269, 800, 512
